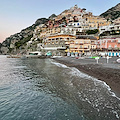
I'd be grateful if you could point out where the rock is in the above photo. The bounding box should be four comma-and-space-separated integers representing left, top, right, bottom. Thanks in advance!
1, 46, 9, 54
100, 3, 120, 20
48, 14, 57, 20
35, 18, 49, 26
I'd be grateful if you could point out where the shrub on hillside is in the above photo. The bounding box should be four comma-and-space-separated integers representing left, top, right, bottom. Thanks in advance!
86, 29, 99, 35
15, 34, 33, 49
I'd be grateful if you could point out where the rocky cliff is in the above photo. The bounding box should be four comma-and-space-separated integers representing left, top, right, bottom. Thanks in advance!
100, 3, 120, 20
0, 18, 49, 54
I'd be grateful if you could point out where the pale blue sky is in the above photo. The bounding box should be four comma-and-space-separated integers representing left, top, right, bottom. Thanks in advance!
0, 0, 119, 42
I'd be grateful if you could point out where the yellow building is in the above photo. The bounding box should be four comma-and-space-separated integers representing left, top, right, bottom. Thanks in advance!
39, 27, 61, 39
86, 16, 111, 29
69, 36, 97, 53
45, 34, 75, 48
42, 34, 76, 55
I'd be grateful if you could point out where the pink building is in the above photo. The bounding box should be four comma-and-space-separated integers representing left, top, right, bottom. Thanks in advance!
97, 37, 120, 51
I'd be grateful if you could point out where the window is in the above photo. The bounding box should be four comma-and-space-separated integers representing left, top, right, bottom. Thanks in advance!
118, 40, 120, 43
75, 46, 77, 49
80, 46, 82, 48
70, 46, 74, 48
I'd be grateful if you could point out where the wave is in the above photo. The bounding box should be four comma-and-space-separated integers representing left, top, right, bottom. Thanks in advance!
50, 59, 120, 119
70, 67, 120, 101
50, 60, 120, 101
50, 60, 68, 68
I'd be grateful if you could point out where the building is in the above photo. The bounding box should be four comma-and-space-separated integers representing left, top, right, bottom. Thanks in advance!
97, 37, 120, 51
86, 16, 111, 29
69, 35, 97, 55
40, 34, 76, 55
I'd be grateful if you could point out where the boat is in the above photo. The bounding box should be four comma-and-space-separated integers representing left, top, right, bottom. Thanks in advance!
116, 58, 120, 63
46, 51, 52, 56
25, 51, 46, 58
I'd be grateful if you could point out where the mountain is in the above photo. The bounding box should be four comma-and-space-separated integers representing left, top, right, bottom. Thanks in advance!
0, 18, 49, 54
100, 3, 120, 20
48, 14, 57, 20
35, 18, 49, 26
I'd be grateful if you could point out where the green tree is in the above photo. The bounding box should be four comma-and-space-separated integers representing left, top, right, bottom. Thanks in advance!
15, 34, 33, 49
86, 29, 99, 35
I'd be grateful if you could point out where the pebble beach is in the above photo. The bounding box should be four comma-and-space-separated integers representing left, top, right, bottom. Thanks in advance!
54, 56, 120, 97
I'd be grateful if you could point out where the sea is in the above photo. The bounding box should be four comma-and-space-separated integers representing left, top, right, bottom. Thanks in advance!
0, 55, 120, 120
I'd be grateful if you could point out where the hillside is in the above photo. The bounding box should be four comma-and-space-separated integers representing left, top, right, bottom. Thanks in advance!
1, 4, 119, 55
0, 18, 49, 54
100, 3, 120, 20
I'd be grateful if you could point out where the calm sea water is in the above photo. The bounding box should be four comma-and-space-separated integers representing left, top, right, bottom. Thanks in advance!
0, 55, 120, 120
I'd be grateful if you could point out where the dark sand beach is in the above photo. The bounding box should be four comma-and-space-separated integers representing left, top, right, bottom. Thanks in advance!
53, 57, 120, 97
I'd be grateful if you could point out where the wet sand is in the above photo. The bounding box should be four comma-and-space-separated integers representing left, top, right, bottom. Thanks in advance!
53, 57, 120, 97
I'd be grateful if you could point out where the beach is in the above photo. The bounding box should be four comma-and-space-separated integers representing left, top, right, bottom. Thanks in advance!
53, 56, 120, 97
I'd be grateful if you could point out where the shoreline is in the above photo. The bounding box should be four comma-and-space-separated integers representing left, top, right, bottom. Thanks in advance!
53, 57, 120, 98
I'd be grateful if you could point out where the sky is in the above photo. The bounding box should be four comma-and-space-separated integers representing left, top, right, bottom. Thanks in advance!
0, 0, 119, 43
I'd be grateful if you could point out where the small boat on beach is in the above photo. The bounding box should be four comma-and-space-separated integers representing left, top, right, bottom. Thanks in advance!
25, 51, 46, 58
116, 58, 120, 63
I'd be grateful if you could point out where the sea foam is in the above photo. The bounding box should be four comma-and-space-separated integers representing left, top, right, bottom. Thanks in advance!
51, 60, 120, 101
50, 60, 68, 68
50, 60, 120, 119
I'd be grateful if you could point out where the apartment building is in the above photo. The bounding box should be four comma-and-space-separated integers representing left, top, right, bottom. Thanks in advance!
40, 34, 76, 55
97, 37, 120, 51
86, 16, 111, 29
69, 36, 97, 54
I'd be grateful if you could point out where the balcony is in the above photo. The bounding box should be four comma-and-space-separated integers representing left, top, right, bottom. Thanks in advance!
91, 43, 96, 45
118, 40, 120, 43
84, 42, 90, 44
64, 39, 69, 42
79, 43, 83, 45
108, 47, 112, 50
84, 48, 88, 49
114, 47, 118, 50
75, 42, 78, 45
74, 46, 78, 49
70, 46, 74, 49
65, 42, 70, 45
